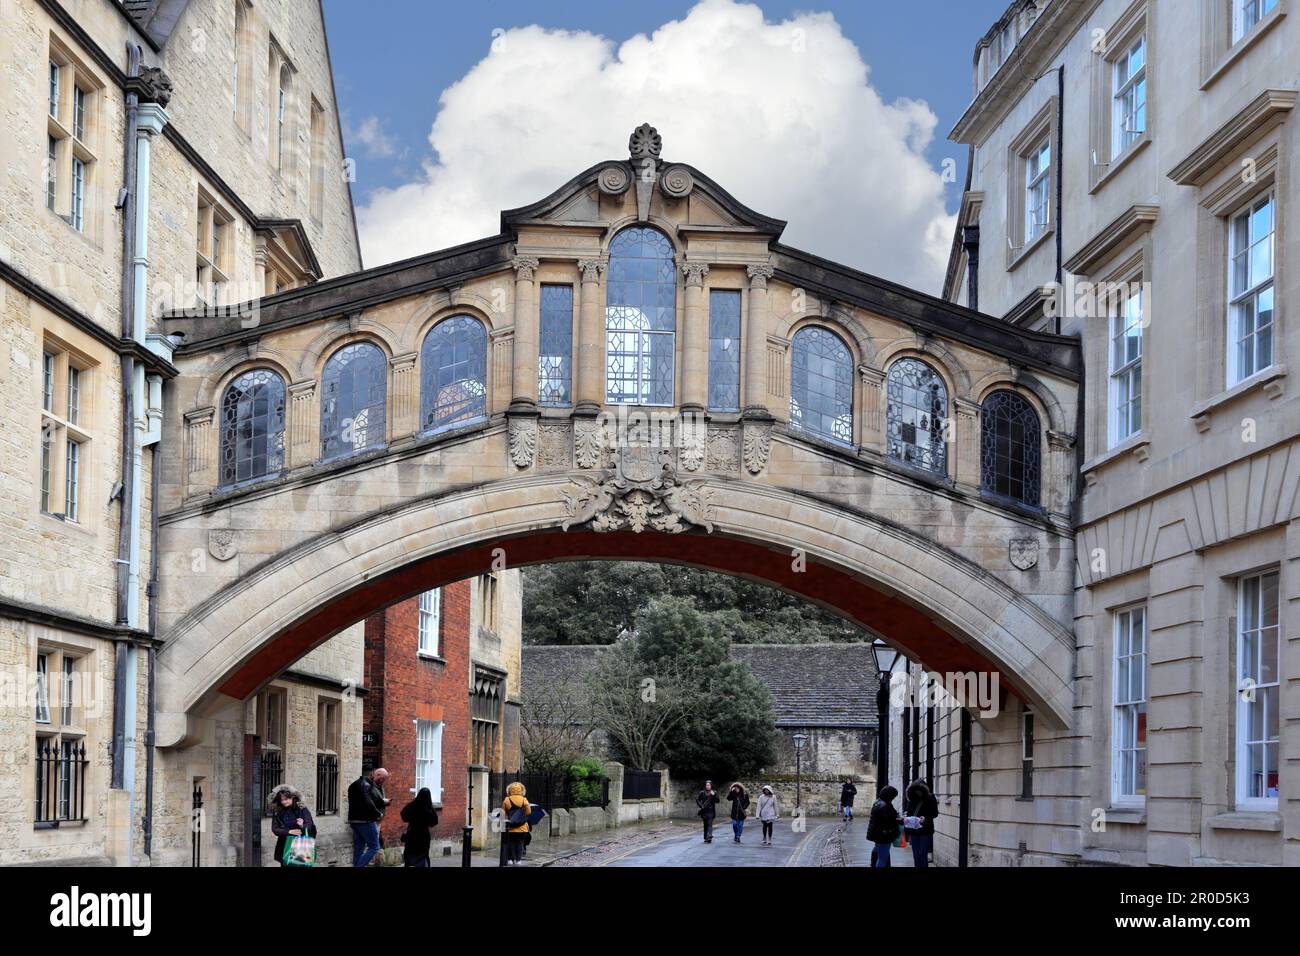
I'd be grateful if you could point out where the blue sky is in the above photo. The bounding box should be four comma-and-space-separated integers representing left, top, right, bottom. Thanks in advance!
322, 0, 1009, 290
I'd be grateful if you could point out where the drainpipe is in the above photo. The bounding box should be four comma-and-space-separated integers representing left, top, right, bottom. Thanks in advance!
143, 438, 161, 858
1053, 64, 1065, 332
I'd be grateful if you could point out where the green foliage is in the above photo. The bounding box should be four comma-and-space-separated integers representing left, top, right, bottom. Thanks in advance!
522, 561, 864, 645
569, 757, 606, 807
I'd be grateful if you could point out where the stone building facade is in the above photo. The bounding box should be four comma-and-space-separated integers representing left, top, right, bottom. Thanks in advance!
943, 0, 1300, 865
0, 0, 359, 865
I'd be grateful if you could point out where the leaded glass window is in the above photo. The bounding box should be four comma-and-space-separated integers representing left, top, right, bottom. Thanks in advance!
538, 284, 574, 406
320, 342, 387, 459
980, 390, 1040, 506
789, 326, 853, 444
708, 289, 741, 411
219, 368, 286, 486
605, 226, 676, 405
420, 315, 487, 433
886, 357, 948, 474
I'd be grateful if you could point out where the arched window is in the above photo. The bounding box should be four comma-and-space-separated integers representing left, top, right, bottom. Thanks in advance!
320, 342, 387, 459
886, 357, 949, 474
789, 326, 853, 444
980, 390, 1041, 506
420, 315, 487, 433
605, 226, 676, 405
219, 368, 285, 486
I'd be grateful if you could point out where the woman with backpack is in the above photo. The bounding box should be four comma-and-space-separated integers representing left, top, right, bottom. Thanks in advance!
903, 779, 940, 868
399, 787, 439, 867
865, 785, 901, 868
501, 781, 531, 865
727, 782, 750, 843
268, 784, 317, 867
756, 784, 779, 845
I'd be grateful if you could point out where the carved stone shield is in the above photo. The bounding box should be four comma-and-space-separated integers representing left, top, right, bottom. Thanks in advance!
1009, 537, 1039, 571
208, 529, 238, 562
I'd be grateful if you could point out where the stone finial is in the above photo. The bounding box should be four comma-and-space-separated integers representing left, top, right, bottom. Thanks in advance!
629, 123, 662, 164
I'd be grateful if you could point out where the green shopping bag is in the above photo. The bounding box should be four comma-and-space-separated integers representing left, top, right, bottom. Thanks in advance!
283, 831, 317, 867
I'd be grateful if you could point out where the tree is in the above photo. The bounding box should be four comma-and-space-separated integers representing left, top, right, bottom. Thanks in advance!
518, 678, 595, 773
586, 637, 700, 772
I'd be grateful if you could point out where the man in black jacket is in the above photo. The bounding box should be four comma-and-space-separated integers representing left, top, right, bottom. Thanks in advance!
347, 768, 387, 867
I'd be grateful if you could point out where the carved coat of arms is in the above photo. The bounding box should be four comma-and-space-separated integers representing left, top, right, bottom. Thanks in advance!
208, 529, 238, 561
561, 447, 715, 534
1009, 537, 1039, 571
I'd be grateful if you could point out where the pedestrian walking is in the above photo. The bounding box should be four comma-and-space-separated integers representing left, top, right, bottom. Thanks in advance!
903, 779, 939, 868
399, 787, 439, 867
756, 784, 779, 845
727, 782, 749, 843
501, 781, 531, 866
346, 767, 387, 867
865, 785, 901, 868
268, 784, 317, 867
840, 779, 858, 822
696, 779, 720, 843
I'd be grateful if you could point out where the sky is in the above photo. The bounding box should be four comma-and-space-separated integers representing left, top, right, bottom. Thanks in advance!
322, 0, 1008, 293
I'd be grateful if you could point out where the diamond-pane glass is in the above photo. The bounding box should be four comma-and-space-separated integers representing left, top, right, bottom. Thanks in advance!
219, 368, 286, 486
421, 315, 487, 432
708, 289, 741, 411
605, 226, 676, 405
886, 357, 948, 474
320, 342, 387, 459
789, 326, 853, 444
980, 390, 1040, 506
539, 284, 573, 406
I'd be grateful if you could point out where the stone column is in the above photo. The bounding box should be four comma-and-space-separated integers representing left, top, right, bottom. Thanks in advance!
388, 352, 419, 441
575, 258, 606, 414
743, 262, 775, 414
287, 380, 316, 468
680, 261, 710, 412
954, 398, 982, 488
509, 256, 540, 409
859, 364, 886, 453
183, 406, 216, 496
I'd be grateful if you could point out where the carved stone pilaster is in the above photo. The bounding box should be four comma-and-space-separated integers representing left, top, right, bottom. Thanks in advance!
287, 380, 316, 468
491, 329, 514, 415
745, 263, 776, 413
859, 364, 886, 451
389, 352, 419, 440
1047, 429, 1076, 516
184, 406, 216, 495
954, 397, 982, 488
575, 260, 607, 412
765, 335, 789, 408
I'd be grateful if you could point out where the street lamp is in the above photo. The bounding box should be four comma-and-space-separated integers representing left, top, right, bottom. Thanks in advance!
792, 732, 809, 811
870, 640, 900, 799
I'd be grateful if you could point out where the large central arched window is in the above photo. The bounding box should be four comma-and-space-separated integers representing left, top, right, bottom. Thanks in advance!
420, 315, 487, 433
886, 357, 948, 474
219, 368, 285, 486
320, 342, 387, 459
605, 226, 676, 406
790, 326, 853, 444
980, 390, 1041, 506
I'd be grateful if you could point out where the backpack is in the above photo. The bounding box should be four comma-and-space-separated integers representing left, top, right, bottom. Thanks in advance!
506, 800, 529, 828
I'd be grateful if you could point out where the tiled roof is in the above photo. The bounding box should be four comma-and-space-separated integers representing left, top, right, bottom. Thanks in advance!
522, 642, 878, 729
116, 0, 189, 47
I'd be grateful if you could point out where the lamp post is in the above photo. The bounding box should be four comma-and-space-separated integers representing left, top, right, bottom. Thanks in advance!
792, 732, 808, 811
870, 640, 900, 798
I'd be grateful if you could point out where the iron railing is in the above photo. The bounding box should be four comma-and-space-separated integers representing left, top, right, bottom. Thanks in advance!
622, 768, 662, 800
316, 753, 339, 814
191, 781, 203, 867
261, 749, 283, 813
489, 770, 610, 810
34, 740, 87, 826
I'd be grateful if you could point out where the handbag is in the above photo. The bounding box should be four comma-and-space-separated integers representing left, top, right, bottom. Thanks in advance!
283, 831, 317, 867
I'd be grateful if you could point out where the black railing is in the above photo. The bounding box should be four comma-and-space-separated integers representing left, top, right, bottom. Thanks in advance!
261, 749, 283, 813
191, 781, 203, 867
34, 740, 87, 826
489, 770, 610, 810
622, 768, 662, 800
316, 753, 339, 814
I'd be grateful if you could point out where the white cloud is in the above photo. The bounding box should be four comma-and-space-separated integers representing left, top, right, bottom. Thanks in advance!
351, 115, 398, 158
355, 0, 956, 292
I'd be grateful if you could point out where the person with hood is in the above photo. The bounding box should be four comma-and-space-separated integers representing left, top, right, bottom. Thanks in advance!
727, 782, 750, 843
268, 784, 317, 867
696, 780, 720, 843
865, 785, 901, 867
501, 781, 531, 865
756, 785, 779, 845
399, 787, 439, 867
840, 779, 858, 822
903, 779, 940, 868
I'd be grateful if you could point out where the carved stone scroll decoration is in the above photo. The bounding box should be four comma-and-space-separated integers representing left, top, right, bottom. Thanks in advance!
561, 447, 715, 534
742, 421, 773, 475
508, 416, 538, 468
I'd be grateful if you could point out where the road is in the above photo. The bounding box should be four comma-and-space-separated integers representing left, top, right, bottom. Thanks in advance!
603, 817, 844, 867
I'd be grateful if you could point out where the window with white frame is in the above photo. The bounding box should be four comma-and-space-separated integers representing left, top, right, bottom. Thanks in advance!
1232, 0, 1278, 43
1024, 139, 1051, 245
33, 647, 88, 825
195, 192, 233, 308
1113, 605, 1147, 804
417, 588, 441, 656
1228, 192, 1275, 385
39, 343, 92, 522
1236, 570, 1279, 807
1109, 281, 1143, 444
414, 719, 443, 802
1111, 35, 1146, 159
46, 42, 98, 234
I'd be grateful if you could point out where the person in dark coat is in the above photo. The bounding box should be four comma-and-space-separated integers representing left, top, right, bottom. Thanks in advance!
903, 779, 939, 868
346, 769, 385, 867
696, 780, 720, 843
865, 785, 901, 868
399, 787, 439, 867
840, 780, 858, 822
727, 782, 750, 843
268, 784, 317, 867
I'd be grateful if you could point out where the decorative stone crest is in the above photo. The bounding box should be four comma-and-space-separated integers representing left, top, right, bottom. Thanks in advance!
659, 163, 695, 200
1009, 537, 1040, 571
208, 529, 238, 562
742, 421, 773, 475
508, 416, 538, 468
562, 447, 715, 534
537, 423, 570, 468
705, 428, 740, 472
